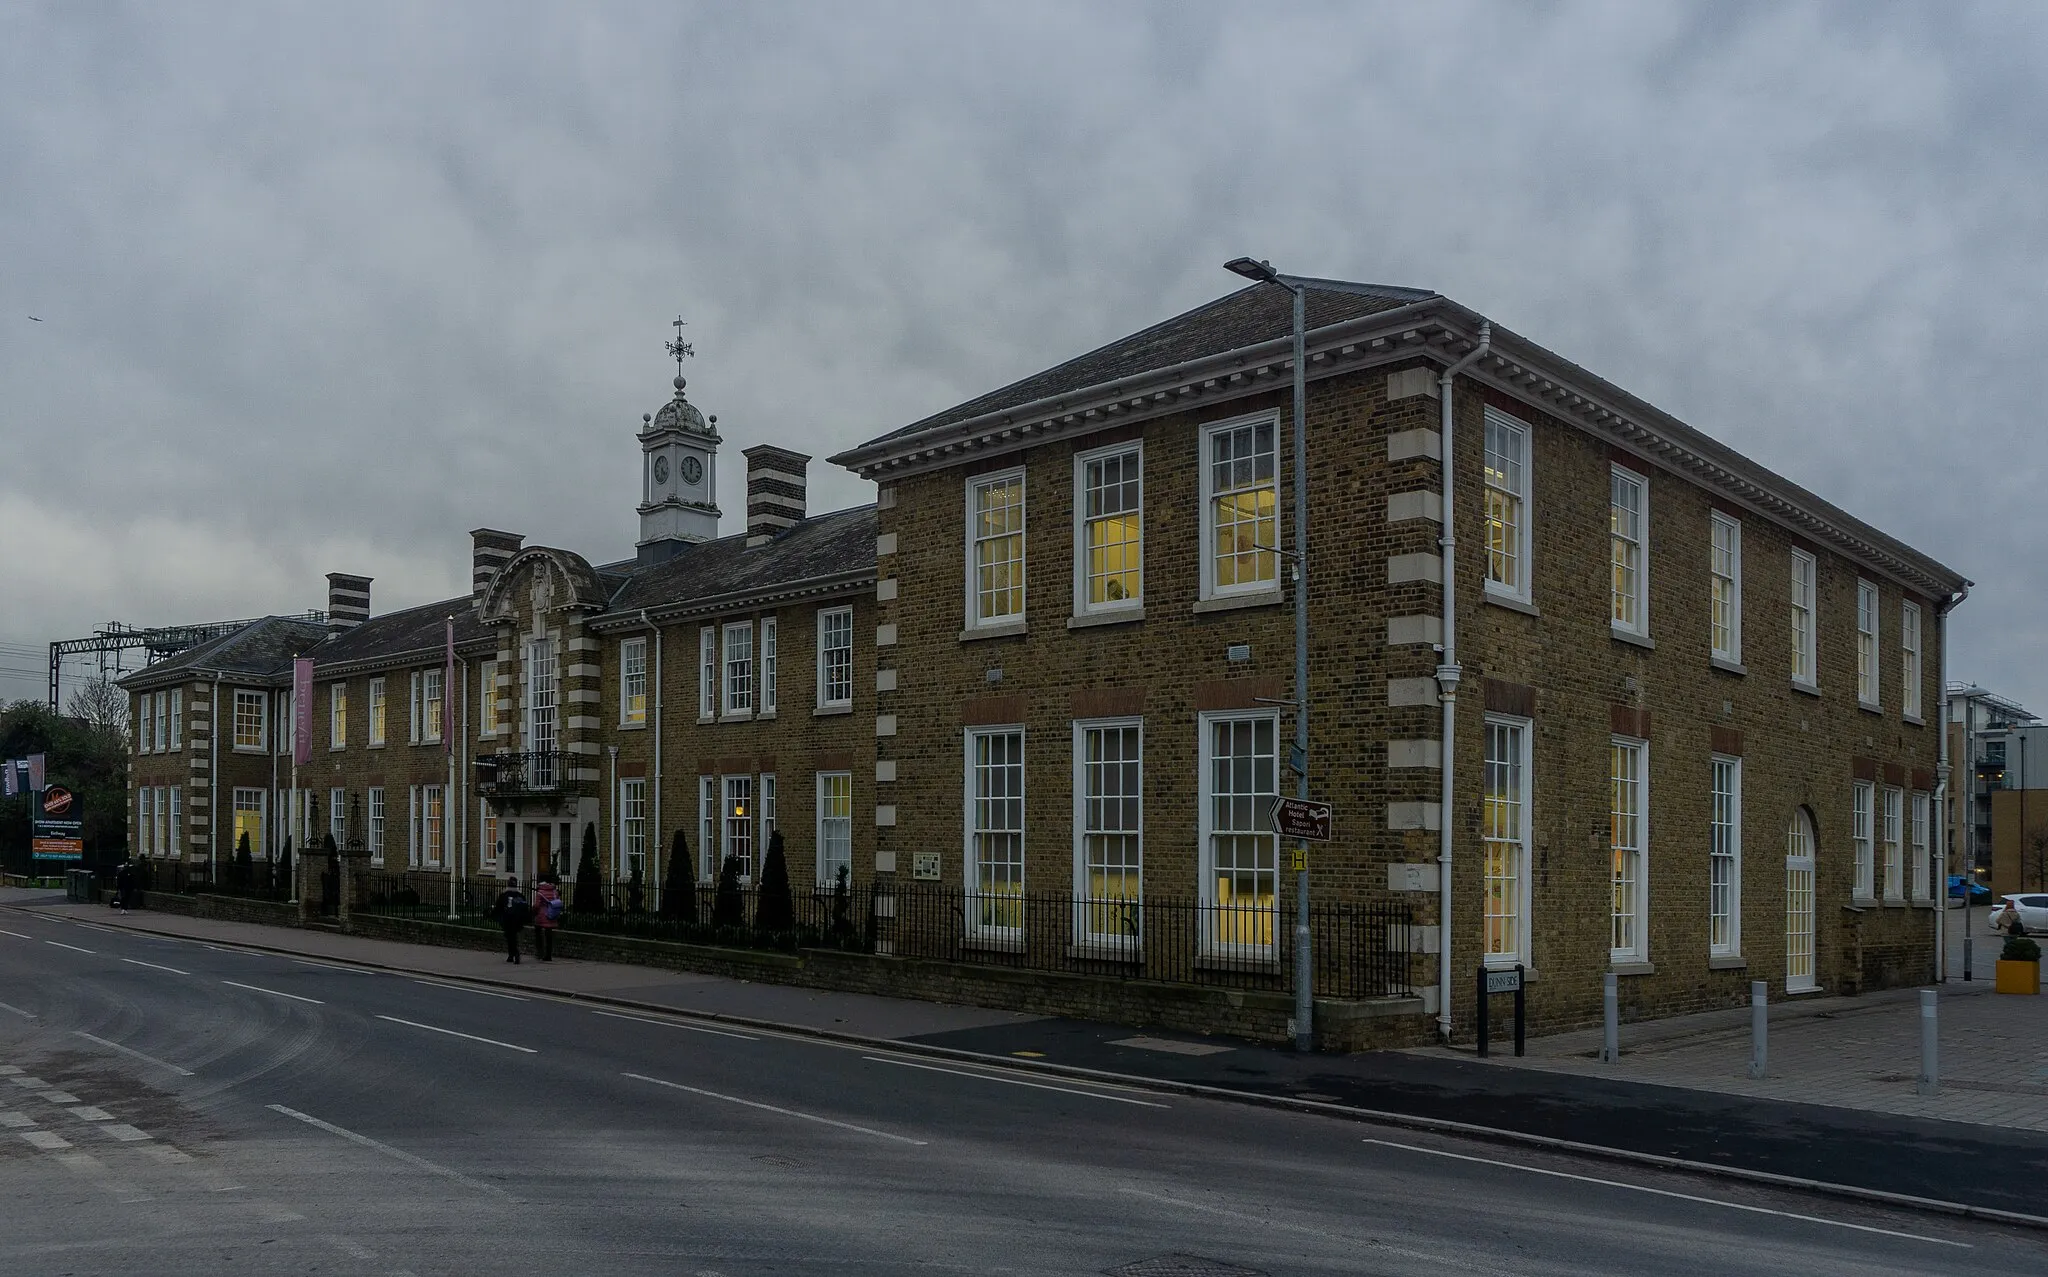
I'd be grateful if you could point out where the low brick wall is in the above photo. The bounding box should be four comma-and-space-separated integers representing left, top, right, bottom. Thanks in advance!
134, 892, 303, 929
340, 913, 1426, 1050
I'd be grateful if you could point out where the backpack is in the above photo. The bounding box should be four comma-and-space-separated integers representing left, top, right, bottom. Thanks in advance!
545, 896, 565, 922
503, 892, 531, 926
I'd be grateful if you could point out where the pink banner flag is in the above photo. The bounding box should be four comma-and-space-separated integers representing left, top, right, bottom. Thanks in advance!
26, 753, 45, 791
445, 618, 456, 754
293, 658, 315, 767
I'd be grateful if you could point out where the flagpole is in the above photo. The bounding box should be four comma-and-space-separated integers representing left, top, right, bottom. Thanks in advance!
446, 617, 459, 923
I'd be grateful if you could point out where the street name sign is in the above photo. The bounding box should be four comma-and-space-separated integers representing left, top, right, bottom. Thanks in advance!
1485, 968, 1523, 994
1269, 797, 1333, 842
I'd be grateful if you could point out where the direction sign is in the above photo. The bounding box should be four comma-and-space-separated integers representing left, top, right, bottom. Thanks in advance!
1485, 968, 1523, 994
1269, 797, 1333, 842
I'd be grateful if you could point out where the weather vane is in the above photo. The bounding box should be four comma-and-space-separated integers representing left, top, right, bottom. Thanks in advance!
667, 315, 695, 378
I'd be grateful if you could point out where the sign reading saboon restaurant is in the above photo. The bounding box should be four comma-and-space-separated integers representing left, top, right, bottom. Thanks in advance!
32, 784, 85, 860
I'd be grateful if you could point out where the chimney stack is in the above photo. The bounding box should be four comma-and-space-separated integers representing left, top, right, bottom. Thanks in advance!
742, 445, 810, 546
471, 529, 524, 603
326, 573, 372, 632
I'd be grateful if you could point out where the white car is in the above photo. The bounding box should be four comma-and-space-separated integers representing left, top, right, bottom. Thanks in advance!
1991, 894, 2048, 935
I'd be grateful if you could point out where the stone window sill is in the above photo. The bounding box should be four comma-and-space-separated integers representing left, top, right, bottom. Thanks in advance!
1711, 657, 1747, 676
1483, 591, 1540, 618
1859, 700, 1882, 715
757, 711, 777, 722
814, 703, 853, 717
1904, 713, 1926, 728
1784, 984, 1827, 997
1608, 960, 1656, 977
1791, 679, 1821, 698
719, 711, 754, 724
1610, 626, 1655, 651
1483, 959, 1538, 980
1708, 954, 1747, 970
1191, 589, 1284, 616
1849, 897, 1879, 910
616, 722, 646, 731
1912, 900, 1938, 910
1068, 607, 1146, 630
1883, 897, 1908, 908
959, 618, 1028, 642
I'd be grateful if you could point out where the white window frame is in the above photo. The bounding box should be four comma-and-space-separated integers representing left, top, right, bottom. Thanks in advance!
698, 775, 718, 880
167, 786, 180, 857
722, 774, 755, 880
1610, 736, 1648, 963
619, 638, 648, 727
156, 693, 170, 752
722, 621, 754, 718
761, 617, 777, 715
1073, 441, 1144, 617
407, 785, 421, 868
963, 724, 1026, 937
1857, 580, 1881, 710
329, 683, 347, 750
816, 771, 853, 887
422, 784, 444, 869
1198, 412, 1281, 602
329, 787, 345, 846
419, 668, 444, 745
1482, 715, 1532, 967
170, 689, 182, 750
140, 788, 155, 856
1482, 408, 1532, 605
481, 802, 499, 869
1901, 602, 1923, 721
816, 606, 854, 709
1073, 718, 1143, 948
232, 689, 267, 753
478, 660, 497, 738
1609, 465, 1649, 639
232, 787, 266, 861
698, 626, 716, 721
367, 786, 385, 866
1882, 784, 1904, 902
1910, 791, 1931, 902
1852, 781, 1875, 902
137, 693, 152, 754
1711, 512, 1742, 665
760, 772, 777, 843
1791, 550, 1818, 689
1197, 709, 1281, 955
618, 777, 648, 882
1786, 811, 1817, 992
368, 677, 387, 747
1710, 755, 1742, 958
965, 469, 1028, 629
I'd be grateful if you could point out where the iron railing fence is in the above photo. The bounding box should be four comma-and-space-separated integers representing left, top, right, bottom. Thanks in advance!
133, 856, 297, 902
474, 751, 586, 799
351, 870, 496, 922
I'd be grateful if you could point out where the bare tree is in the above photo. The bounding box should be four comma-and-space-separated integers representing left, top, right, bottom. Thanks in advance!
65, 676, 128, 741
2030, 826, 2048, 893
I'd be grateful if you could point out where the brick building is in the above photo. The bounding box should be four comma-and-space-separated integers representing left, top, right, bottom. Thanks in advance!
833, 275, 1969, 1041
122, 373, 875, 904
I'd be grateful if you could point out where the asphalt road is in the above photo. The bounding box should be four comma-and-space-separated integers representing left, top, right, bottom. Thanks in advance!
0, 909, 2034, 1276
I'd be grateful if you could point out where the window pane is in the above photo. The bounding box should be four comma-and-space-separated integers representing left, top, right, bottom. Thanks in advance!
1208, 424, 1277, 592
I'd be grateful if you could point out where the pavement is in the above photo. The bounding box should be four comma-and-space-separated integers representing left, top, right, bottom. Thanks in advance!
2, 896, 2039, 1276
6, 889, 2048, 1227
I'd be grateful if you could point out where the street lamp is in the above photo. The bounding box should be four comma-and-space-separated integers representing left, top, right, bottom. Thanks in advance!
1226, 256, 1313, 1052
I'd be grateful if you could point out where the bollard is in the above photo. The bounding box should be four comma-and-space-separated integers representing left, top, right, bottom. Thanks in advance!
1917, 988, 1939, 1096
1600, 971, 1620, 1062
1747, 981, 1768, 1079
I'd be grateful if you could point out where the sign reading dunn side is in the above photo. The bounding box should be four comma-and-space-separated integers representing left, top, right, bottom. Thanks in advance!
1268, 797, 1333, 843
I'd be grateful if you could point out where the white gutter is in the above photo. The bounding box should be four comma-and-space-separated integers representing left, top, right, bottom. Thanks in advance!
646, 611, 663, 902
1436, 322, 1492, 1042
209, 680, 220, 880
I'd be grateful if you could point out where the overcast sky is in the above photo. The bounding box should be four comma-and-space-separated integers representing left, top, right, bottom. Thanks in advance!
3, 0, 2044, 712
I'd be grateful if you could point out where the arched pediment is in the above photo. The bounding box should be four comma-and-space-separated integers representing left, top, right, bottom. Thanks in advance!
477, 546, 609, 624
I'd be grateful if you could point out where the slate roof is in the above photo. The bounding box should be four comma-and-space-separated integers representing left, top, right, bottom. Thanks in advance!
603, 504, 878, 620
116, 616, 329, 690
313, 595, 494, 672
851, 279, 1433, 451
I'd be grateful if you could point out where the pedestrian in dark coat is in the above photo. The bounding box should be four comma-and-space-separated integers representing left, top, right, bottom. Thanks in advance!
490, 877, 530, 963
531, 874, 562, 962
113, 861, 135, 913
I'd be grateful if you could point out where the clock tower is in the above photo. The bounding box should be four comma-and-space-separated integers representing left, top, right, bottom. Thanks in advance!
636, 373, 722, 563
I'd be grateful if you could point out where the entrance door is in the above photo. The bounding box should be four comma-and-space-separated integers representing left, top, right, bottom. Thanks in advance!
1786, 811, 1817, 993
528, 825, 551, 886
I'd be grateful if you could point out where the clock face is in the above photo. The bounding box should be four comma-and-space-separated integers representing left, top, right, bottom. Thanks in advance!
652, 455, 669, 484
681, 455, 704, 485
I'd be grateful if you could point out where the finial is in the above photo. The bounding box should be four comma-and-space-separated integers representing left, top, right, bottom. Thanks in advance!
642, 413, 651, 425
708, 414, 717, 427
666, 314, 694, 379
673, 376, 687, 393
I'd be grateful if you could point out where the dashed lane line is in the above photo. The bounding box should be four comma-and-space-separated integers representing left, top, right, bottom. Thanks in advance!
44, 940, 95, 954
0, 1066, 21, 1075
73, 1031, 197, 1077
0, 1002, 35, 1019
592, 1009, 756, 1040
1358, 1137, 1972, 1249
863, 1055, 1170, 1108
100, 1124, 151, 1142
412, 978, 528, 1001
221, 980, 324, 1005
34, 1090, 81, 1104
0, 928, 33, 939
295, 959, 375, 975
120, 957, 192, 975
20, 1130, 71, 1150
266, 1104, 516, 1200
64, 1107, 113, 1122
375, 1015, 536, 1053
11, 1076, 50, 1089
623, 1071, 928, 1146
0, 1111, 33, 1128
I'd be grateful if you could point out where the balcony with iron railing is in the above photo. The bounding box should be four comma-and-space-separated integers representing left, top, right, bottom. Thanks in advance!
474, 751, 587, 800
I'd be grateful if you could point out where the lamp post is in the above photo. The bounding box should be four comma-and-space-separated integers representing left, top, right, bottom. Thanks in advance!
1225, 256, 1312, 1052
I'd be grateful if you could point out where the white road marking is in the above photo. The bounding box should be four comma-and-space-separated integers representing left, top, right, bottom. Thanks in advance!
624, 1071, 928, 1145
36, 1090, 81, 1104
73, 1031, 196, 1077
44, 940, 95, 954
864, 1055, 1170, 1108
222, 980, 324, 1004
1359, 1138, 1972, 1249
593, 1009, 756, 1040
121, 957, 191, 975
71, 922, 128, 937
53, 1150, 106, 1172
376, 1015, 536, 1053
21, 1130, 71, 1150
12, 1076, 49, 1088
412, 979, 527, 1001
0, 1002, 35, 1019
1118, 1186, 1521, 1275
65, 1107, 113, 1122
141, 1145, 194, 1165
266, 1104, 516, 1199
326, 1236, 378, 1260
100, 1124, 151, 1142
0, 928, 33, 939
1109, 1035, 1236, 1056
0, 1111, 33, 1127
295, 959, 374, 975
0, 1065, 21, 1075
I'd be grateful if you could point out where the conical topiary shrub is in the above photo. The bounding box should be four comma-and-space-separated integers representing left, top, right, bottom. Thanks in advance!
830, 862, 852, 940
573, 822, 604, 913
234, 831, 253, 888
711, 854, 746, 929
756, 830, 795, 933
625, 862, 645, 914
659, 831, 695, 922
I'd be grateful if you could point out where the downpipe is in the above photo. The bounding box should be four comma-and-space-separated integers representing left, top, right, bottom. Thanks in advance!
1436, 322, 1492, 1043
